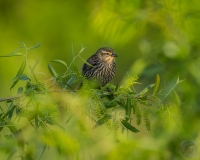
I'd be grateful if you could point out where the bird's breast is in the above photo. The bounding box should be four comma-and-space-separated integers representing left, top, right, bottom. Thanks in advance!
94, 63, 116, 86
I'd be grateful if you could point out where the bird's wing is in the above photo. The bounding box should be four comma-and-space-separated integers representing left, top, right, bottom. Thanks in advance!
82, 55, 97, 78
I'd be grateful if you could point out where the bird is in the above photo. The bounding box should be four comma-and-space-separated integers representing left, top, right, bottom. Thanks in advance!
80, 47, 118, 88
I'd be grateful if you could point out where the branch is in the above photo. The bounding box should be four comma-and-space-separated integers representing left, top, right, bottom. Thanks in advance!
0, 95, 21, 102
0, 90, 76, 103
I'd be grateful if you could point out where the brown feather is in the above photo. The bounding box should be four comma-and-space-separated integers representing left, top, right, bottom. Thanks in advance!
81, 47, 117, 87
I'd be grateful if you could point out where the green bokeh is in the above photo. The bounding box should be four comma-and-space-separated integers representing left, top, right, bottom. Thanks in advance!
0, 0, 200, 159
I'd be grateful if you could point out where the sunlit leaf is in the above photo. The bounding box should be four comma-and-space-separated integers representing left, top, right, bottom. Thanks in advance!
176, 76, 185, 84
153, 74, 160, 95
120, 119, 140, 133
28, 111, 37, 121
138, 84, 155, 96
31, 59, 40, 72
27, 43, 41, 49
17, 60, 26, 75
79, 55, 95, 68
48, 63, 58, 77
162, 77, 185, 101
30, 59, 40, 82
72, 62, 79, 73
0, 52, 23, 57
173, 90, 181, 107
101, 83, 116, 91
93, 114, 112, 129
51, 59, 68, 68
47, 119, 64, 130
10, 60, 26, 90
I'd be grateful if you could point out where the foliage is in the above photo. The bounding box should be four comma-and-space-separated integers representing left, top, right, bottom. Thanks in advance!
1, 0, 200, 159
0, 44, 177, 159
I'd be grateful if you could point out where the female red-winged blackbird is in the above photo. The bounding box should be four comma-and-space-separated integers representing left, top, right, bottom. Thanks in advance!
81, 47, 118, 88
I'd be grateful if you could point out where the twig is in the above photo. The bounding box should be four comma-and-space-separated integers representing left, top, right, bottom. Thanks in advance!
0, 95, 21, 102
0, 90, 77, 103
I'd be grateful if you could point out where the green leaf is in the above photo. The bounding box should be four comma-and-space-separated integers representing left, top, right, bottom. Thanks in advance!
173, 90, 181, 107
35, 115, 39, 129
66, 76, 76, 87
125, 96, 131, 121
15, 106, 21, 115
176, 76, 185, 84
71, 39, 75, 59
115, 84, 119, 91
48, 119, 65, 130
19, 74, 30, 81
30, 59, 40, 82
104, 101, 118, 109
58, 81, 65, 89
0, 121, 5, 132
7, 150, 17, 160
79, 56, 95, 68
17, 60, 26, 75
153, 74, 160, 95
27, 43, 41, 49
139, 84, 155, 96
31, 59, 40, 72
51, 60, 68, 68
120, 119, 140, 133
6, 103, 17, 120
48, 63, 58, 77
93, 114, 112, 129
101, 83, 116, 91
72, 62, 79, 73
10, 73, 29, 90
65, 115, 73, 124
17, 87, 23, 95
11, 74, 30, 85
107, 95, 122, 104
10, 80, 19, 90
39, 145, 47, 160
4, 134, 14, 140
0, 52, 23, 57
10, 61, 27, 89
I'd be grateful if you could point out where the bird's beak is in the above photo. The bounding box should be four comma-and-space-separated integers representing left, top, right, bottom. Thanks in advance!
111, 52, 118, 57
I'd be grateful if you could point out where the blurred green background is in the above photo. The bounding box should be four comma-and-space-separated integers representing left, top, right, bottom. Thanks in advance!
0, 0, 200, 159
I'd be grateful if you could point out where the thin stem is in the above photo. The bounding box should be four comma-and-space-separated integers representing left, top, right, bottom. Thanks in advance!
0, 105, 5, 113
0, 95, 21, 102
21, 42, 31, 78
0, 90, 76, 103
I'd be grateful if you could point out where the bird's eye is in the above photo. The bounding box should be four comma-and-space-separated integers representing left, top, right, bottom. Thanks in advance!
102, 51, 111, 56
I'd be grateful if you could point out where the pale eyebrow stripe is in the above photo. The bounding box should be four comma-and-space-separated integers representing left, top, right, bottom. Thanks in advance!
102, 50, 111, 54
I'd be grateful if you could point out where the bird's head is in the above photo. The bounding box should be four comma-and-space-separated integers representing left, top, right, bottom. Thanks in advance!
96, 47, 118, 64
